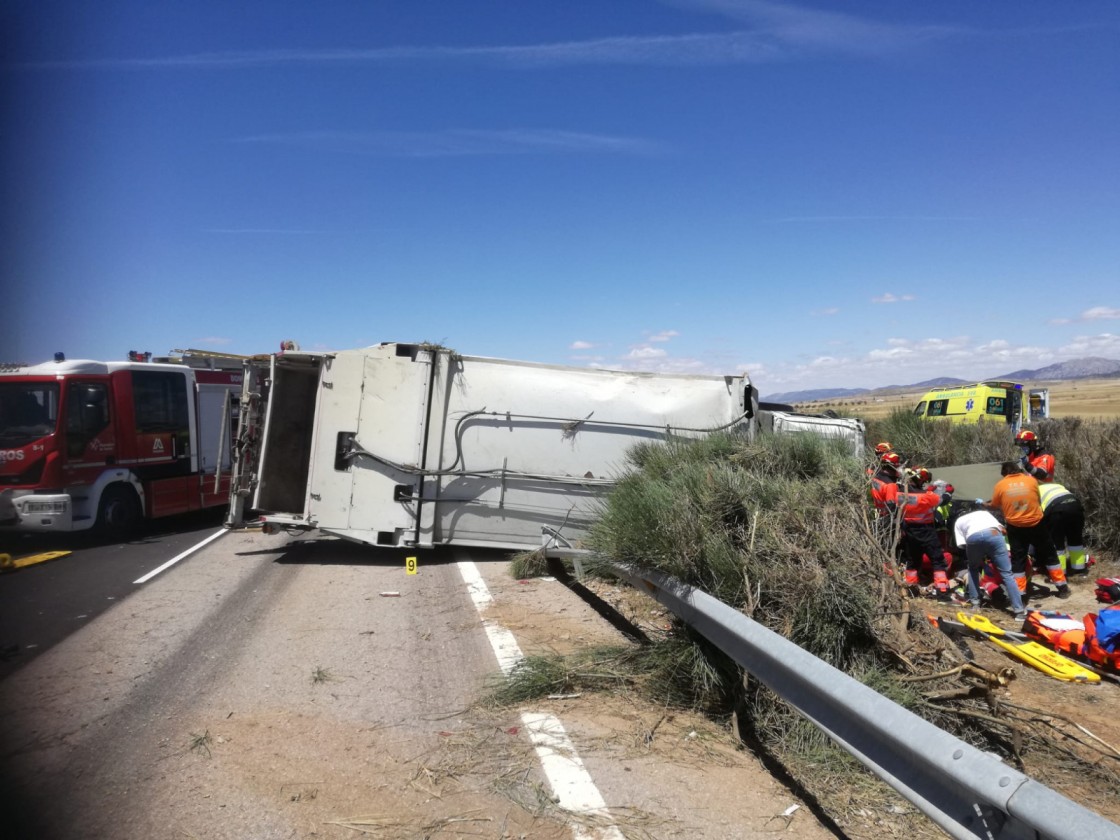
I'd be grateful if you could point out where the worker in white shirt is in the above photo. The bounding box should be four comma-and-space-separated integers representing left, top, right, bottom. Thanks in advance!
953, 500, 1026, 620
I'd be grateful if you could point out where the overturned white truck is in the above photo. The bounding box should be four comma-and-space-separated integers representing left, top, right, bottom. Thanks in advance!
226, 343, 863, 553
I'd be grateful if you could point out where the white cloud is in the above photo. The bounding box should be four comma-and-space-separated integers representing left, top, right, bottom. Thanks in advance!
626, 346, 668, 360
646, 330, 680, 343
24, 10, 968, 73
570, 340, 594, 350
811, 306, 839, 316
871, 292, 916, 304
233, 129, 662, 157
25, 35, 783, 71
1081, 306, 1120, 321
675, 0, 967, 57
1058, 333, 1120, 356
759, 333, 1082, 392
867, 345, 913, 361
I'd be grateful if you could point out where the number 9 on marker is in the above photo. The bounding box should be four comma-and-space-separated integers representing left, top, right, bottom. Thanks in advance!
406, 556, 418, 575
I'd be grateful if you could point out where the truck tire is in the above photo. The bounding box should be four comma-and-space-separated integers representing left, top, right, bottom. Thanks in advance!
96, 485, 141, 538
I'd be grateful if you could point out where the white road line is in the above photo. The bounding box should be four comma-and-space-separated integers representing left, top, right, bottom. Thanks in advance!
134, 527, 227, 584
522, 712, 624, 840
456, 557, 623, 840
457, 557, 525, 676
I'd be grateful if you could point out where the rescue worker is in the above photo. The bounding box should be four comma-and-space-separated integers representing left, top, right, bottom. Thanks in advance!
1039, 481, 1089, 575
900, 467, 952, 599
867, 442, 894, 477
932, 480, 956, 554
869, 452, 902, 551
953, 500, 1026, 620
869, 452, 902, 515
988, 462, 1069, 599
1015, 430, 1055, 483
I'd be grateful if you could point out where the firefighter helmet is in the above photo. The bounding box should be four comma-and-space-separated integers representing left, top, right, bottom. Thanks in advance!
1015, 430, 1039, 447
874, 442, 893, 455
910, 467, 932, 486
880, 452, 901, 468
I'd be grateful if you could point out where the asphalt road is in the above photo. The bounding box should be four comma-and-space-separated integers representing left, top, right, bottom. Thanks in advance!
0, 526, 831, 839
0, 509, 229, 680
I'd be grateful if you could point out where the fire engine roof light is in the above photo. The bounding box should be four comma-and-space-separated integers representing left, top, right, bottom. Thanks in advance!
54, 352, 65, 362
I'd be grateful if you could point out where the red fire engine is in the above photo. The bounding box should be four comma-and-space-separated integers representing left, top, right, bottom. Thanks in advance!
0, 350, 245, 536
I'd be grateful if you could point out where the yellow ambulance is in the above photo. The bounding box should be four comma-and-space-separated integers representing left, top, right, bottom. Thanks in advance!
912, 381, 1049, 430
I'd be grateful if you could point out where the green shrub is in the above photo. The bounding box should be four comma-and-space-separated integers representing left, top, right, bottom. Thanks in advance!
864, 409, 1015, 467
588, 431, 897, 677
1029, 417, 1120, 560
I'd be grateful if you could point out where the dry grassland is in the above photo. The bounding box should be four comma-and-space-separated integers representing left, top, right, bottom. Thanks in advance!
793, 376, 1120, 422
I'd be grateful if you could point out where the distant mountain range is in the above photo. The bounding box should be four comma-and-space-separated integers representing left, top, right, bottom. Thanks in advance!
762, 356, 1120, 404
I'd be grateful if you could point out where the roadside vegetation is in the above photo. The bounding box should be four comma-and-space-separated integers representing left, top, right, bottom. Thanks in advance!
494, 421, 1120, 836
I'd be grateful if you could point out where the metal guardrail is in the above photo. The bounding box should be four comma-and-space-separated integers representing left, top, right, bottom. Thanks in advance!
609, 564, 1120, 840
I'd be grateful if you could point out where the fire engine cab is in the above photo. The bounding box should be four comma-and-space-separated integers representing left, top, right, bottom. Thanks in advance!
0, 350, 244, 536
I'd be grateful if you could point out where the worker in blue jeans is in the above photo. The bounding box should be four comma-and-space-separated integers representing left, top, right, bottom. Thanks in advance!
952, 501, 1026, 620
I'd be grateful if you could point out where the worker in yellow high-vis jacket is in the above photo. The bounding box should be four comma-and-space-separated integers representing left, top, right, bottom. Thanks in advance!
1039, 481, 1089, 576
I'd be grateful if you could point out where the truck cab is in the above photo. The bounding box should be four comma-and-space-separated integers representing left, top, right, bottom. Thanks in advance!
1, 352, 242, 535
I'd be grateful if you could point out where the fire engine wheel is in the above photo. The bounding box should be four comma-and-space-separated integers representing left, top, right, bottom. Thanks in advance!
96, 485, 141, 537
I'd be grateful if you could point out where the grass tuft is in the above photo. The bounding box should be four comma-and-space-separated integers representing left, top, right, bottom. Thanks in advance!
189, 730, 213, 758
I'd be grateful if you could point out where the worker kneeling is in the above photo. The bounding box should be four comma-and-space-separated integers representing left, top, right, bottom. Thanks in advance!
953, 500, 1026, 620
901, 468, 953, 599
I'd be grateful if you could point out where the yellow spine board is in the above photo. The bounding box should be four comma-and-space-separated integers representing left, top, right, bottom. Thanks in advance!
956, 612, 1009, 636
955, 614, 1100, 684
988, 637, 1100, 683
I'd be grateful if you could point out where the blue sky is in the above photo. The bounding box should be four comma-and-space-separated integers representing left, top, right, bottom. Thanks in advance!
4, 1, 1118, 394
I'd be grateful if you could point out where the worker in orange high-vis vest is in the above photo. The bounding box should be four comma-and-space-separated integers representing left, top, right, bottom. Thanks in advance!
988, 462, 1069, 599
1015, 430, 1055, 483
900, 468, 952, 599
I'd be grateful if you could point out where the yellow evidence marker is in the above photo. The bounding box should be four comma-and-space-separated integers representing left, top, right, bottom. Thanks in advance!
405, 556, 418, 575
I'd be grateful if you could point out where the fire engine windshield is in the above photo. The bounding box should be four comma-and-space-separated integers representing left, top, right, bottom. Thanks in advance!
0, 383, 60, 446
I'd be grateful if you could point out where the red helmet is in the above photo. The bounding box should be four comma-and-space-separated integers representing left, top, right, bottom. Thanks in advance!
913, 467, 932, 486
1015, 430, 1038, 446
880, 452, 901, 467
874, 442, 893, 455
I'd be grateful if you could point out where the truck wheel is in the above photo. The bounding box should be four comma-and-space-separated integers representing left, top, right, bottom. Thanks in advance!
96, 485, 141, 538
